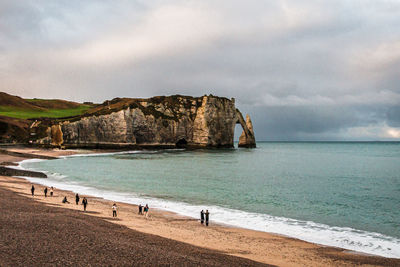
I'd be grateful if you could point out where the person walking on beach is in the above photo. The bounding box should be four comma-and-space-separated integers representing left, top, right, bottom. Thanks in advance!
200, 210, 205, 225
205, 210, 210, 226
112, 203, 117, 218
75, 193, 80, 205
50, 186, 54, 197
31, 185, 35, 196
138, 204, 143, 215
44, 187, 48, 197
82, 197, 88, 211
144, 204, 149, 218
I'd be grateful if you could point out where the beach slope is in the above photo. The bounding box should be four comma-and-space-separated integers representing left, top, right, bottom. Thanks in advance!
0, 185, 269, 266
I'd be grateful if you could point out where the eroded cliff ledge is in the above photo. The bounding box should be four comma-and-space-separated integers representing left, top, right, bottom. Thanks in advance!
35, 95, 256, 149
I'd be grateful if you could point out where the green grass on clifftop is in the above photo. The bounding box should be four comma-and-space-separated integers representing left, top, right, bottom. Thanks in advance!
0, 105, 91, 119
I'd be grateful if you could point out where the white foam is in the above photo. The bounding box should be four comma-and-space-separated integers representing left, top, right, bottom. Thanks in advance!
4, 158, 45, 172
58, 148, 185, 159
59, 150, 143, 158
3, 164, 23, 170
17, 156, 400, 259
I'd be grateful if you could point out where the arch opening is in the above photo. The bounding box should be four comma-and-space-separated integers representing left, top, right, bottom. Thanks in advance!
234, 124, 243, 147
176, 138, 188, 148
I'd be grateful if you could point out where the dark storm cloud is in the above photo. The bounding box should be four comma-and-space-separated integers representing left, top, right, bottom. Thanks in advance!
238, 105, 355, 141
240, 104, 400, 141
0, 0, 399, 140
387, 106, 400, 127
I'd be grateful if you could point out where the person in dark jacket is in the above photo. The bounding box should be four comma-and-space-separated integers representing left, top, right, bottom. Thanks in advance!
200, 210, 205, 225
44, 187, 48, 197
205, 210, 210, 226
31, 185, 35, 196
75, 193, 80, 205
138, 204, 143, 215
82, 197, 88, 211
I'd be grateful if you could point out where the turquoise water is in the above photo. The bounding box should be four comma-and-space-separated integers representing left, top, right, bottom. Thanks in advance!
21, 142, 400, 258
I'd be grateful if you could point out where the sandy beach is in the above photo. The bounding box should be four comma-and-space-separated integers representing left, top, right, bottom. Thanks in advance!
0, 147, 399, 266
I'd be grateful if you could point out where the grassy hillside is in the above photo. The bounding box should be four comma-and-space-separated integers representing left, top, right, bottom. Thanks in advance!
25, 98, 82, 109
0, 92, 45, 111
0, 105, 91, 119
0, 92, 93, 119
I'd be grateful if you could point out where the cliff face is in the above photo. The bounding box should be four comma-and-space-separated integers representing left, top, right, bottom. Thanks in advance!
36, 95, 255, 149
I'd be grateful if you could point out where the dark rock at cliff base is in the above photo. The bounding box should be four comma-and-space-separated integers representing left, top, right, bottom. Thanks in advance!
0, 166, 47, 178
0, 162, 18, 166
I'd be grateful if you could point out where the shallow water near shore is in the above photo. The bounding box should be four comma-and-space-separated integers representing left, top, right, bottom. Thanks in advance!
20, 142, 400, 258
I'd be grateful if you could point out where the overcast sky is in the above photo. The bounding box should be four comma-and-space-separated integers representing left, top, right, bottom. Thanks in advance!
1, 0, 400, 140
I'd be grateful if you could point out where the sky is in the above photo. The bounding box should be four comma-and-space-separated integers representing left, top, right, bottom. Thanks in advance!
1, 0, 400, 141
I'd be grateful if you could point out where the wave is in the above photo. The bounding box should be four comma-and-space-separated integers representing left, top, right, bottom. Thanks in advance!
59, 150, 143, 158
58, 148, 185, 159
17, 155, 400, 259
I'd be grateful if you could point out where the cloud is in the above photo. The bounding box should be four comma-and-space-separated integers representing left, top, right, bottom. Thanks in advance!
0, 0, 399, 140
340, 123, 400, 140
60, 4, 224, 66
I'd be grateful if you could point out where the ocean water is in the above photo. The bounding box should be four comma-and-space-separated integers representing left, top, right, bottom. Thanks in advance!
20, 142, 400, 258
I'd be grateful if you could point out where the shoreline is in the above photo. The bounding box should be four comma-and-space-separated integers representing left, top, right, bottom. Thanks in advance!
1, 147, 399, 266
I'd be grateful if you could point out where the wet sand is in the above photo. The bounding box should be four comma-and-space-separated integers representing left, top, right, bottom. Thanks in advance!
0, 147, 399, 266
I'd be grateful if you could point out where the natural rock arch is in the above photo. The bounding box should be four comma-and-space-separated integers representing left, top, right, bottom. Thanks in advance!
235, 109, 256, 148
36, 95, 256, 149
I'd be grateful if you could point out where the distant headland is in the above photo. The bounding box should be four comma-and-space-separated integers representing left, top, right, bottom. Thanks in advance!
0, 92, 255, 149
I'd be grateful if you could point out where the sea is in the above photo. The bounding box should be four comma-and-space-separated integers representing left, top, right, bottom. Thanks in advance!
18, 142, 400, 258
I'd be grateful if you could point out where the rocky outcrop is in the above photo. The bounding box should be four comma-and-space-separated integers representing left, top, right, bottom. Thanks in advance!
192, 96, 237, 147
0, 166, 47, 178
50, 125, 63, 146
35, 95, 256, 149
238, 114, 256, 148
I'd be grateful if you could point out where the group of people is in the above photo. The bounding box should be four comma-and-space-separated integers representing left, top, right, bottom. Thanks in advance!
200, 210, 210, 226
63, 193, 88, 211
31, 185, 211, 225
109, 203, 151, 218
31, 185, 53, 197
30, 185, 88, 211
110, 203, 150, 219
74, 193, 88, 211
138, 204, 150, 218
